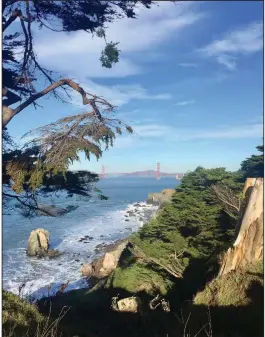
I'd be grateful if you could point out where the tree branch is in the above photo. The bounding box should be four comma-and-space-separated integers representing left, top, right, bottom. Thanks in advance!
3, 8, 22, 32
211, 184, 241, 220
2, 79, 102, 127
3, 192, 54, 216
212, 185, 240, 212
130, 244, 183, 279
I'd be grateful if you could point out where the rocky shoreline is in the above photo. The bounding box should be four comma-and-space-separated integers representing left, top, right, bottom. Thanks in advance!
23, 189, 175, 298
80, 200, 160, 285
75, 200, 158, 258
41, 187, 176, 313
81, 238, 129, 279
79, 189, 175, 289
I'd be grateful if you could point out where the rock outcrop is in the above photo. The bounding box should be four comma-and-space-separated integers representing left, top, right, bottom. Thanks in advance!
37, 204, 69, 217
81, 263, 93, 276
27, 228, 60, 258
27, 228, 50, 257
81, 239, 129, 278
111, 296, 142, 313
218, 178, 263, 277
147, 189, 175, 207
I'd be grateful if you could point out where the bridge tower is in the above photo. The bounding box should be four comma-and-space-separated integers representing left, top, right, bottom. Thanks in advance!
101, 165, 105, 179
156, 162, 161, 180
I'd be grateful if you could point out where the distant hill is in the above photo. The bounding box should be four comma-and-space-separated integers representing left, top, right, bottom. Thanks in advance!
71, 169, 185, 179
122, 170, 173, 177
107, 170, 184, 178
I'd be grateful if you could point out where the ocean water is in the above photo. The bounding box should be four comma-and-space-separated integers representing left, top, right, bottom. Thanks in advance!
3, 177, 179, 300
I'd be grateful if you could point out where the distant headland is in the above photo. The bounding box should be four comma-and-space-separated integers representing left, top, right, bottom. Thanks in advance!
99, 170, 185, 179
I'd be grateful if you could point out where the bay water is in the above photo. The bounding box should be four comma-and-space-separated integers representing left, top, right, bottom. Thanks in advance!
3, 177, 179, 300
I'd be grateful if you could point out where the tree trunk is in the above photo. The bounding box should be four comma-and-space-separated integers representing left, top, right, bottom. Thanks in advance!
2, 106, 15, 128
218, 178, 263, 277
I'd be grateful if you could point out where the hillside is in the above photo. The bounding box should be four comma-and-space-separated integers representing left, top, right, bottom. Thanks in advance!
110, 170, 184, 178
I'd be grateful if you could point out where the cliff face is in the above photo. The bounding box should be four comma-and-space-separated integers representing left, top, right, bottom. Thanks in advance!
193, 178, 263, 337
218, 178, 263, 276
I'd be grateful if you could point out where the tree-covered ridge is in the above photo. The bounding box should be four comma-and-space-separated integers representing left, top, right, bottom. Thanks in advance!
135, 167, 242, 261
132, 147, 263, 284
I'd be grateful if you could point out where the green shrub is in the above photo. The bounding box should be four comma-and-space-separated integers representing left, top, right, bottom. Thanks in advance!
107, 262, 174, 296
194, 261, 264, 306
3, 290, 44, 334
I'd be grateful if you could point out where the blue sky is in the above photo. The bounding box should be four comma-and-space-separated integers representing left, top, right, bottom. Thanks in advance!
7, 1, 263, 174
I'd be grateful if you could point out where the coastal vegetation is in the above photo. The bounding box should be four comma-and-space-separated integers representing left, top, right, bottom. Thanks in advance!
2, 2, 263, 337
3, 145, 263, 337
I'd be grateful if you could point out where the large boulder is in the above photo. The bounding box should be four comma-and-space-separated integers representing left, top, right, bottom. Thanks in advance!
81, 239, 129, 278
27, 229, 60, 258
112, 296, 142, 313
81, 263, 94, 276
27, 228, 50, 257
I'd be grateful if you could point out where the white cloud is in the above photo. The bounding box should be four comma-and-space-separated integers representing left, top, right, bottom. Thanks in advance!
216, 55, 236, 70
175, 100, 195, 106
26, 2, 206, 110
34, 2, 204, 78
182, 123, 263, 141
112, 135, 138, 149
65, 80, 171, 108
199, 22, 263, 70
133, 124, 170, 138
178, 62, 197, 67
123, 122, 263, 143
91, 123, 263, 151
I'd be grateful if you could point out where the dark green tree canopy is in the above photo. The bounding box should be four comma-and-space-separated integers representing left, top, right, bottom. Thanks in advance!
240, 144, 264, 180
136, 145, 263, 271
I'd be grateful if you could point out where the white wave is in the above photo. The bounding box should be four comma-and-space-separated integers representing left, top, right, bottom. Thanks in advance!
3, 199, 158, 301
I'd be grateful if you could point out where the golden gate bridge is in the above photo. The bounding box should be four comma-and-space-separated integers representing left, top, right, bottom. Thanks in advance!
100, 163, 184, 180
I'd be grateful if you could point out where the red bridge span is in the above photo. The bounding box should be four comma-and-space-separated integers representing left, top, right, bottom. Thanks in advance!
100, 163, 185, 180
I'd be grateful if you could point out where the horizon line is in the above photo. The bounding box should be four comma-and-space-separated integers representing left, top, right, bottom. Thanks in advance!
98, 172, 185, 175
70, 170, 185, 175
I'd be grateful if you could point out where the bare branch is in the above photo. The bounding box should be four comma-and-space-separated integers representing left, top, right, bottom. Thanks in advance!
19, 12, 29, 79
211, 183, 242, 220
130, 244, 184, 279
3, 8, 22, 32
2, 79, 108, 127
3, 192, 54, 216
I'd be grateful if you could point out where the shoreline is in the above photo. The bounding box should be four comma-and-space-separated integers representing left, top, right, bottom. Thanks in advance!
3, 200, 159, 302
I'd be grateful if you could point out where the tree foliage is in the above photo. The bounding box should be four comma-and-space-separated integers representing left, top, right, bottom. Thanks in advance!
133, 145, 263, 288
2, 0, 153, 101
240, 144, 264, 180
134, 166, 244, 280
2, 0, 154, 215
